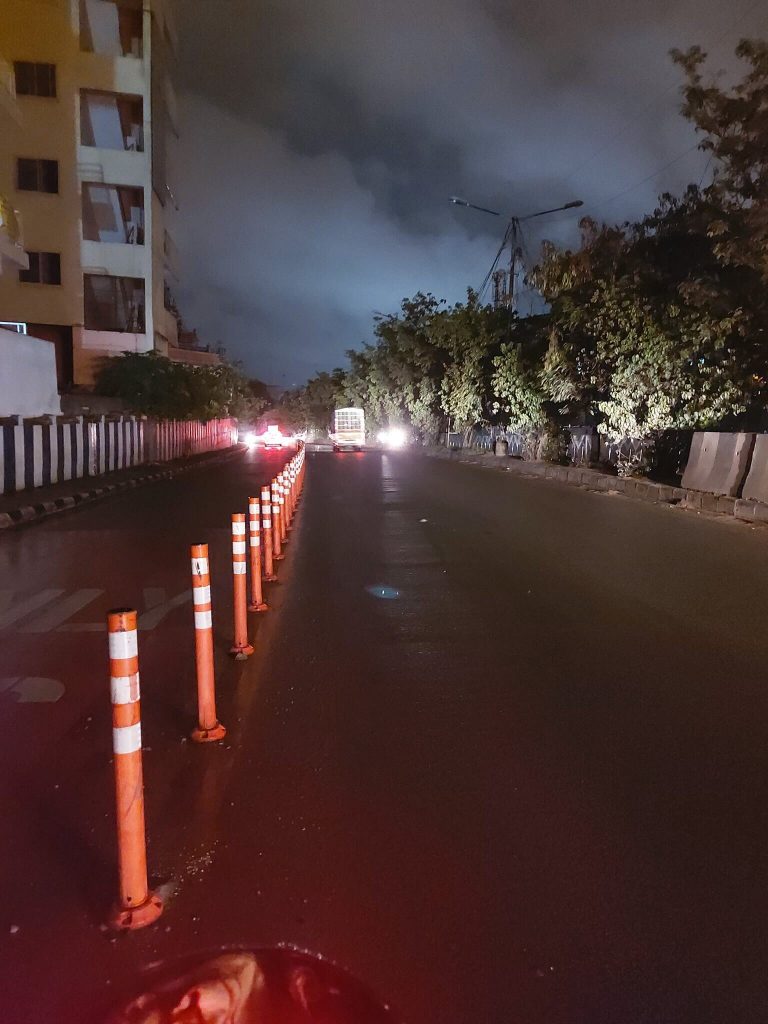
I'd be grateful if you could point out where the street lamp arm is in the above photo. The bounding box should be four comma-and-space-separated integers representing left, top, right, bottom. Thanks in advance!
451, 196, 583, 221
449, 196, 501, 216
518, 200, 584, 222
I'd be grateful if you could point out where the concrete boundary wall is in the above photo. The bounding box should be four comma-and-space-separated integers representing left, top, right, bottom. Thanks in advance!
0, 416, 238, 496
742, 434, 768, 504
681, 431, 753, 496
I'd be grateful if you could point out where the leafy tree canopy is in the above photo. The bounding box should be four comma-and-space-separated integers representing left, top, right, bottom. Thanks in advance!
95, 351, 264, 421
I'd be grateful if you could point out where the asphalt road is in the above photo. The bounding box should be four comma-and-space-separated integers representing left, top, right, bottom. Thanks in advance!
2, 448, 768, 1023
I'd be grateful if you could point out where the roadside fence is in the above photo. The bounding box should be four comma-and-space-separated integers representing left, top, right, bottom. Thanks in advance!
0, 415, 238, 496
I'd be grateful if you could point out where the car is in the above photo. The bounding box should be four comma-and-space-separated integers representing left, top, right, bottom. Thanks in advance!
242, 424, 297, 450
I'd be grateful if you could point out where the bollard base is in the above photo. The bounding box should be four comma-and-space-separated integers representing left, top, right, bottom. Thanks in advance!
263, 574, 278, 583
248, 601, 269, 612
191, 721, 227, 743
110, 892, 163, 931
230, 642, 254, 659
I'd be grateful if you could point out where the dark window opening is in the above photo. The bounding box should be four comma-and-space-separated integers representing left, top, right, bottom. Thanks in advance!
14, 62, 57, 98
82, 183, 144, 243
17, 158, 59, 193
80, 90, 143, 151
79, 0, 143, 58
84, 273, 145, 332
19, 252, 62, 285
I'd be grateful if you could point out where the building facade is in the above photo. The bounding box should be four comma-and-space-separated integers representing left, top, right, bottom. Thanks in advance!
0, 39, 29, 276
0, 0, 181, 394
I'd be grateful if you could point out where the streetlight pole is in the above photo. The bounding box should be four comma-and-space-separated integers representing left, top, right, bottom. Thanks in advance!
450, 197, 584, 310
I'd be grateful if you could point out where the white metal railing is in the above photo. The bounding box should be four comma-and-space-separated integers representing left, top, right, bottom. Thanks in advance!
0, 58, 16, 102
78, 161, 105, 182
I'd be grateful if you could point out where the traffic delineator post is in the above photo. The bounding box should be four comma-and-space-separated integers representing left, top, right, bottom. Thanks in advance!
107, 608, 163, 931
284, 468, 294, 530
248, 497, 268, 611
278, 473, 288, 543
271, 480, 284, 561
276, 473, 286, 541
190, 544, 226, 742
261, 485, 277, 581
229, 513, 254, 659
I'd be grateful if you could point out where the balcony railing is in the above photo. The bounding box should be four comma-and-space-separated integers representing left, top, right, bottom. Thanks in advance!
0, 193, 29, 270
0, 56, 22, 123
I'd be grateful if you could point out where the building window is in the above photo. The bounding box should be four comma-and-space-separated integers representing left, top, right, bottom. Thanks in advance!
19, 252, 62, 285
84, 273, 145, 332
17, 158, 59, 193
82, 183, 144, 243
80, 0, 143, 57
80, 90, 144, 151
14, 62, 57, 98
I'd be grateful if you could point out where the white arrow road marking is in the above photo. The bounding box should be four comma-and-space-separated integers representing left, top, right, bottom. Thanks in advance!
0, 677, 65, 703
0, 590, 66, 630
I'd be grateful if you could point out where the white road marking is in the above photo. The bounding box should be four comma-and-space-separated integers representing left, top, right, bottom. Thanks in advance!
0, 587, 192, 633
138, 588, 192, 630
0, 590, 66, 630
21, 589, 103, 633
0, 677, 65, 703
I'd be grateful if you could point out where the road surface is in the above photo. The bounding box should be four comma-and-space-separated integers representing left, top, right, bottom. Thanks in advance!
1, 447, 767, 1023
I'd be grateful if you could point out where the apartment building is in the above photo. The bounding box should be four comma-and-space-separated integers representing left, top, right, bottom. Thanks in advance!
0, 0, 182, 394
0, 47, 28, 276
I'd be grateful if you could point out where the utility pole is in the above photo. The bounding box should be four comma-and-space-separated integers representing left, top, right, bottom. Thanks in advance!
508, 218, 521, 312
450, 197, 584, 311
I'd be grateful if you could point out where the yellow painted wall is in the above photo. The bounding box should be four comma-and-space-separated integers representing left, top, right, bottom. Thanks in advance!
0, 0, 83, 328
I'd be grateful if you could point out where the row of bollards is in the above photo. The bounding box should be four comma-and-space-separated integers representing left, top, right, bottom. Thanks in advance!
106, 444, 305, 930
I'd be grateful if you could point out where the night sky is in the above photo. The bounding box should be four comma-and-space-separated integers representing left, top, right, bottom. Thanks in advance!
173, 0, 767, 386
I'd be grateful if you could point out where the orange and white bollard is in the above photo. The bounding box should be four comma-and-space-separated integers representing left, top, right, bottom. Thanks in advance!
278, 472, 288, 543
278, 471, 286, 540
107, 608, 163, 930
285, 466, 295, 527
261, 485, 277, 582
248, 497, 268, 612
190, 544, 226, 742
272, 480, 284, 561
230, 513, 254, 659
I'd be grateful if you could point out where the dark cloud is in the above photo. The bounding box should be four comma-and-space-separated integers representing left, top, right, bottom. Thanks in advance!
172, 0, 767, 384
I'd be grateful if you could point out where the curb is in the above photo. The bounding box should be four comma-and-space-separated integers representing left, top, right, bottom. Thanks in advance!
0, 445, 246, 531
425, 447, 768, 525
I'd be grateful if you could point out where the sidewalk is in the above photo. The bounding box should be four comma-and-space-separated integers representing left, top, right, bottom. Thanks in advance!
425, 445, 768, 525
0, 443, 246, 529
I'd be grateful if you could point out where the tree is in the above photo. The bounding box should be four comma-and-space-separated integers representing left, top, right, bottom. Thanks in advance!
95, 351, 261, 420
435, 291, 507, 436
530, 183, 768, 470
279, 369, 347, 433
672, 39, 768, 284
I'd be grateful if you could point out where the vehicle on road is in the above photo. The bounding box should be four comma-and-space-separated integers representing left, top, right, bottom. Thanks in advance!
242, 423, 297, 450
377, 426, 408, 449
330, 407, 365, 452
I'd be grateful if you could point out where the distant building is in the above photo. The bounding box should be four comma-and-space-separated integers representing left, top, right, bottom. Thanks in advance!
0, 0, 189, 397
